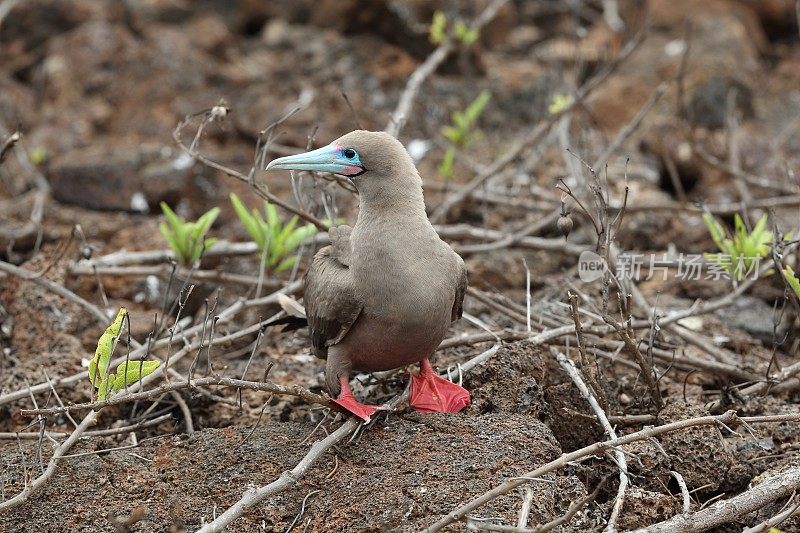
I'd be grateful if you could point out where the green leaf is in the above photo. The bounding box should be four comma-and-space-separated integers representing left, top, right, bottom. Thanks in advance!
441, 125, 461, 144
702, 213, 729, 253
88, 308, 126, 389
274, 255, 299, 273
161, 202, 219, 265
438, 147, 456, 179
429, 11, 447, 44
284, 224, 317, 252
265, 202, 279, 230
783, 266, 800, 298
454, 21, 479, 45
465, 90, 491, 124
159, 221, 183, 260
231, 193, 259, 242
548, 94, 574, 115
110, 360, 161, 393
278, 215, 299, 245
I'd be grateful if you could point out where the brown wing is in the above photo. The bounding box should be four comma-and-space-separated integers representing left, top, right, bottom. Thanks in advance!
451, 253, 468, 322
304, 225, 362, 359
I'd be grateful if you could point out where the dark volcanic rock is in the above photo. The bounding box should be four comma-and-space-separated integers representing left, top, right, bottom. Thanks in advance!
687, 76, 754, 129
48, 146, 197, 212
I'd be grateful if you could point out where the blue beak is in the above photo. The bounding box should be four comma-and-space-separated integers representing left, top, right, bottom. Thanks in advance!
266, 144, 358, 175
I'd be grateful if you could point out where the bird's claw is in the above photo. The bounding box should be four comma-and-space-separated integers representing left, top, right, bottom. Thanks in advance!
409, 361, 471, 413
331, 397, 385, 422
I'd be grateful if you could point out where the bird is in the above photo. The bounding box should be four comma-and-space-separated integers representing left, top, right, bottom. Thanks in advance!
265, 130, 470, 421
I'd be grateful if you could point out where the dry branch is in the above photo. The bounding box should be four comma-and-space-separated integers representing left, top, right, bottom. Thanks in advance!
19, 376, 331, 416
631, 468, 800, 532
430, 28, 645, 223
195, 418, 359, 533
0, 259, 109, 324
552, 350, 627, 532
385, 0, 509, 137
421, 411, 800, 532
0, 411, 98, 512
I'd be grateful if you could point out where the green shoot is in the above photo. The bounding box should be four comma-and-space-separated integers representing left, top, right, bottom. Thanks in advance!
88, 308, 160, 401
159, 202, 219, 266
429, 11, 447, 44
429, 11, 479, 46
783, 265, 800, 299
438, 90, 491, 179
702, 213, 776, 281
230, 193, 318, 273
548, 94, 574, 115
453, 20, 480, 46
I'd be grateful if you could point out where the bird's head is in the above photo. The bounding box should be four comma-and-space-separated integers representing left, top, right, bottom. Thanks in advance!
265, 130, 422, 202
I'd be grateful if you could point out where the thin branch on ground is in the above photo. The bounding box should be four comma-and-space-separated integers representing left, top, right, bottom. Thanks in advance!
0, 259, 108, 324
0, 411, 98, 512
173, 106, 329, 231
421, 411, 800, 532
385, 0, 509, 137
552, 349, 627, 532
19, 376, 332, 417
741, 493, 800, 533
430, 27, 645, 223
0, 414, 172, 440
631, 468, 800, 533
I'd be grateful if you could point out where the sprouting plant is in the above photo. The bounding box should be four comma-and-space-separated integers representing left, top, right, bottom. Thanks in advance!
783, 265, 800, 299
159, 202, 219, 266
702, 213, 778, 281
453, 20, 480, 46
230, 193, 318, 273
438, 90, 491, 179
429, 11, 479, 46
88, 308, 160, 401
548, 94, 574, 115
429, 11, 447, 44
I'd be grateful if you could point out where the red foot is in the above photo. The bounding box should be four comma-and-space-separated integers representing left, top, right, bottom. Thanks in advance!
410, 360, 470, 413
331, 377, 381, 422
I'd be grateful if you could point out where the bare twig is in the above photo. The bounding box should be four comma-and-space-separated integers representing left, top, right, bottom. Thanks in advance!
631, 468, 800, 532
0, 259, 108, 324
0, 129, 20, 165
672, 471, 691, 515
0, 411, 98, 511
421, 411, 800, 532
552, 350, 627, 533
385, 0, 509, 137
742, 494, 800, 533
173, 111, 328, 231
0, 413, 172, 440
19, 376, 332, 417
430, 28, 645, 222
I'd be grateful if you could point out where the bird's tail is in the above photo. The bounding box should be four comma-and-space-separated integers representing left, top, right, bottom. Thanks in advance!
263, 314, 308, 332
263, 293, 308, 331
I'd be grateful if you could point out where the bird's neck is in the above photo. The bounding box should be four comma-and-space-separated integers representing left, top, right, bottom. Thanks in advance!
355, 182, 429, 228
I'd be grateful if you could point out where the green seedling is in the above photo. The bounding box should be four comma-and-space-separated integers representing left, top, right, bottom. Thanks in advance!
439, 90, 491, 179
702, 213, 786, 281
548, 94, 574, 115
88, 308, 160, 401
429, 11, 479, 46
230, 193, 318, 273
159, 202, 219, 266
783, 265, 800, 299
429, 11, 447, 44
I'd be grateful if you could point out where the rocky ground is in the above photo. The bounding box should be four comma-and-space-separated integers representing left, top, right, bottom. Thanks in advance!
1, 1, 799, 532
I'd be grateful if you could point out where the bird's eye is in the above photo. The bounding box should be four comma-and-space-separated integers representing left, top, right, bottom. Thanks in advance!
343, 148, 357, 159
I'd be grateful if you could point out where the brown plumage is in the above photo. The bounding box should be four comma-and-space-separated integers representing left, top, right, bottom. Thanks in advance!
267, 130, 469, 419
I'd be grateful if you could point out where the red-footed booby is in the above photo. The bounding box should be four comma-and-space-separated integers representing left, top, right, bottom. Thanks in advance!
266, 130, 469, 421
